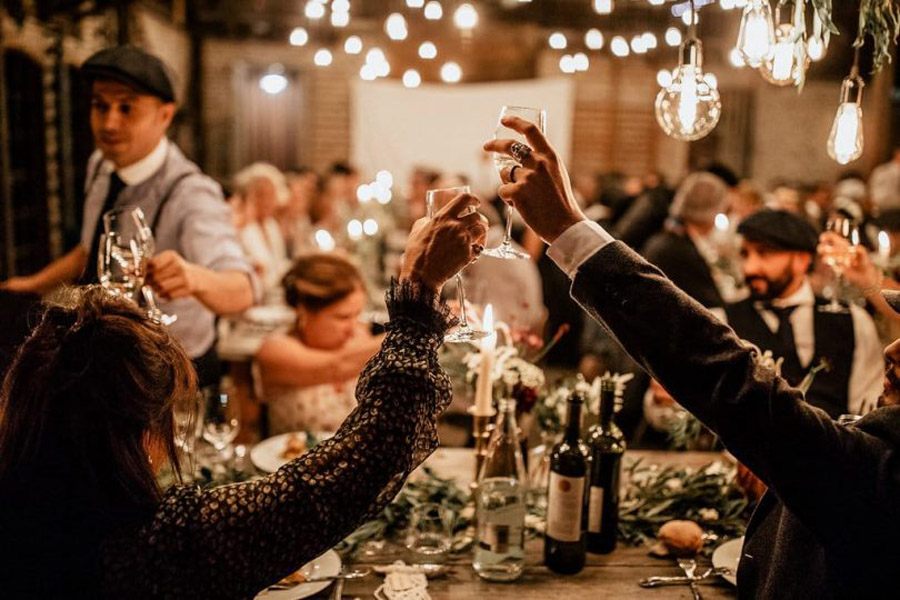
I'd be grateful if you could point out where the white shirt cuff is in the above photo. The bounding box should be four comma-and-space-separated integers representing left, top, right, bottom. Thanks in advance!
547, 220, 615, 279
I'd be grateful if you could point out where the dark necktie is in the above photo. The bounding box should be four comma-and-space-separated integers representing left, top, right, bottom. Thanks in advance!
770, 305, 802, 374
82, 172, 126, 284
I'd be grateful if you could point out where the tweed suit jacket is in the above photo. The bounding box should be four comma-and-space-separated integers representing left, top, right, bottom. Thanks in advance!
571, 241, 900, 599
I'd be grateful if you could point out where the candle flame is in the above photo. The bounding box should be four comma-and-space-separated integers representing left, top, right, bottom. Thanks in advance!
482, 303, 494, 333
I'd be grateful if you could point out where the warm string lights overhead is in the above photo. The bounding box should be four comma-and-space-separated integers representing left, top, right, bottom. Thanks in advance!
758, 4, 809, 86
827, 46, 865, 165
655, 0, 722, 141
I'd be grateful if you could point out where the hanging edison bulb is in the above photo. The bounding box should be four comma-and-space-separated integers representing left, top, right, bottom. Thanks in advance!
736, 0, 776, 67
827, 72, 864, 165
655, 38, 722, 141
759, 8, 808, 86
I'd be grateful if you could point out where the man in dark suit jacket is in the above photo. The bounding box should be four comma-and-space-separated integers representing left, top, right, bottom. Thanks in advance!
642, 172, 729, 309
486, 120, 900, 598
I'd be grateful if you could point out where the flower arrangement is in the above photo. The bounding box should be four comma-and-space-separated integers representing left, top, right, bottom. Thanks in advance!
535, 372, 634, 435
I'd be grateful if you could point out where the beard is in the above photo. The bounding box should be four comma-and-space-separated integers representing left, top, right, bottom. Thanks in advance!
746, 269, 795, 302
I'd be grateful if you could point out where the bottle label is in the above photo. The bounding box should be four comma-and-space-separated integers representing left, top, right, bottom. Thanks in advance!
547, 472, 585, 542
588, 486, 604, 533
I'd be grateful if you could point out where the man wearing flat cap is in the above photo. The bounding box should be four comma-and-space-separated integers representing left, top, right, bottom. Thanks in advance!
723, 209, 882, 418
1, 46, 260, 388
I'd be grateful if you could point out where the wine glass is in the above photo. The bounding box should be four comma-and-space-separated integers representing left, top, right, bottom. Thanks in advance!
482, 105, 547, 260
202, 391, 240, 461
97, 229, 143, 301
129, 208, 177, 325
405, 503, 452, 569
820, 216, 859, 313
426, 186, 489, 344
173, 392, 203, 480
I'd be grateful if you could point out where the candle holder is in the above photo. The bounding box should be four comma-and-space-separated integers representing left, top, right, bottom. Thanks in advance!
469, 406, 497, 484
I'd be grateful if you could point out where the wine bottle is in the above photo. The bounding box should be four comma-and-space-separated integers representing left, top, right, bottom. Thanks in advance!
585, 379, 625, 554
544, 392, 588, 574
474, 398, 527, 582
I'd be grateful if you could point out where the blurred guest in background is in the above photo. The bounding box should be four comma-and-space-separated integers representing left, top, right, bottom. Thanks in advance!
0, 46, 258, 389
233, 162, 291, 292
255, 254, 383, 433
611, 171, 673, 252
869, 146, 900, 213
642, 172, 729, 310
282, 167, 320, 257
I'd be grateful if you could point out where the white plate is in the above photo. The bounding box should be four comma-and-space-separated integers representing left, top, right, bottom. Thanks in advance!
712, 536, 743, 586
255, 549, 341, 599
251, 432, 331, 473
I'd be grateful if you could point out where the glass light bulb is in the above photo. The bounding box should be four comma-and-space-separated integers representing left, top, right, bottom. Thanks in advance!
403, 69, 422, 88
314, 49, 333, 66
737, 0, 776, 67
385, 13, 408, 40
760, 23, 808, 86
331, 11, 350, 26
655, 47, 722, 141
559, 54, 576, 73
453, 3, 478, 29
611, 36, 630, 57
807, 35, 825, 61
827, 102, 864, 165
289, 27, 309, 46
441, 62, 462, 83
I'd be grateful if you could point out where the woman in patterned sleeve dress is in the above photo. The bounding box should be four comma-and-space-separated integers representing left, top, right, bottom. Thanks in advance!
0, 193, 488, 599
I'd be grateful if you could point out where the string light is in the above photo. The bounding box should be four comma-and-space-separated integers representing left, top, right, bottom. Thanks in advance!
454, 3, 478, 30
665, 27, 683, 46
407, 0, 425, 6
611, 36, 630, 56
419, 42, 438, 59
259, 72, 288, 95
594, 0, 613, 14
344, 36, 363, 54
642, 32, 658, 49
729, 47, 746, 67
585, 28, 605, 50
657, 69, 673, 87
385, 13, 408, 40
736, 0, 776, 67
441, 62, 462, 83
827, 49, 865, 165
424, 1, 443, 19
332, 0, 350, 12
289, 27, 309, 46
314, 49, 333, 66
315, 229, 336, 251
573, 52, 589, 71
305, 0, 325, 19
331, 11, 349, 27
347, 219, 363, 241
631, 35, 648, 54
549, 32, 568, 49
403, 69, 422, 88
559, 54, 576, 73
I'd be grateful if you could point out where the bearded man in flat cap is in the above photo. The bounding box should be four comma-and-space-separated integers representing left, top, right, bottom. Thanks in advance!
723, 209, 882, 418
1, 46, 259, 388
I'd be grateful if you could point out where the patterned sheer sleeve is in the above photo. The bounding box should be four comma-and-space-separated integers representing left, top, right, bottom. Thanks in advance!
101, 279, 455, 598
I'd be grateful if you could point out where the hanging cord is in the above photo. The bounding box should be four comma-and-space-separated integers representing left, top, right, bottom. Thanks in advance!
688, 0, 698, 40
849, 43, 861, 79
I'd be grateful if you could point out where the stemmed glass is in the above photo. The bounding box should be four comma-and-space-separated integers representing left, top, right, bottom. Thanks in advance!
405, 503, 452, 569
820, 216, 859, 313
101, 208, 176, 325
426, 186, 489, 344
482, 105, 547, 260
173, 392, 203, 481
202, 390, 240, 462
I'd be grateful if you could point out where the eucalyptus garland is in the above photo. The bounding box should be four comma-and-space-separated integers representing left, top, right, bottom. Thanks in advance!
800, 0, 900, 71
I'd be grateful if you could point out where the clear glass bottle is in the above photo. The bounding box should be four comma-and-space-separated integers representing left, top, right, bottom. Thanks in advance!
473, 398, 527, 581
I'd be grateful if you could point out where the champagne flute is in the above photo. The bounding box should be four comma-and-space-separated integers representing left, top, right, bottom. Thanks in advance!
202, 391, 240, 461
482, 105, 547, 260
426, 186, 489, 344
820, 216, 859, 313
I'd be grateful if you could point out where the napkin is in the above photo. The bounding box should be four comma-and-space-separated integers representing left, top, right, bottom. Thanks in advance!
374, 561, 430, 600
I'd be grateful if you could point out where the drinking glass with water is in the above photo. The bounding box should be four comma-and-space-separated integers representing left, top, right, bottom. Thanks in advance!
405, 503, 452, 568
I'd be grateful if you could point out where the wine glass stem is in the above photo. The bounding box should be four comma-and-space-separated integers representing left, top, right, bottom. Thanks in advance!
503, 204, 514, 246
456, 273, 470, 329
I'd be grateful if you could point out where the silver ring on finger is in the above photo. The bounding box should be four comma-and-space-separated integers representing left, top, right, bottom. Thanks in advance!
510, 141, 532, 165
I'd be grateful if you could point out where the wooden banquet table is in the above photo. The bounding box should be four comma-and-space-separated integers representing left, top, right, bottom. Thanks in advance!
304, 448, 738, 599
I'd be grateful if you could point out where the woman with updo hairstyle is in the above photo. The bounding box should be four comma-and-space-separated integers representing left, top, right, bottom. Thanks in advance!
255, 253, 384, 434
0, 187, 489, 596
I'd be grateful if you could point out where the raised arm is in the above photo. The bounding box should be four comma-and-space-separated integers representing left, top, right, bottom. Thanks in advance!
485, 117, 900, 548
101, 192, 489, 597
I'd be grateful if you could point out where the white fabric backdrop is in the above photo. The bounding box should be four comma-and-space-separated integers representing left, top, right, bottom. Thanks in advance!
350, 78, 575, 198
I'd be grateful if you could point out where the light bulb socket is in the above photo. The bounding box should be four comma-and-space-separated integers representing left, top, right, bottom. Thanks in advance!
679, 38, 704, 69
840, 73, 865, 105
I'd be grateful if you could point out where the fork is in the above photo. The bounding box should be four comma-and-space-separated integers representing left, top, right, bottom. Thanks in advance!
677, 558, 702, 600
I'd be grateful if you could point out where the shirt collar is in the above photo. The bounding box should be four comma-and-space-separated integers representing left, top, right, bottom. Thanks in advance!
769, 279, 814, 309
104, 138, 169, 186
